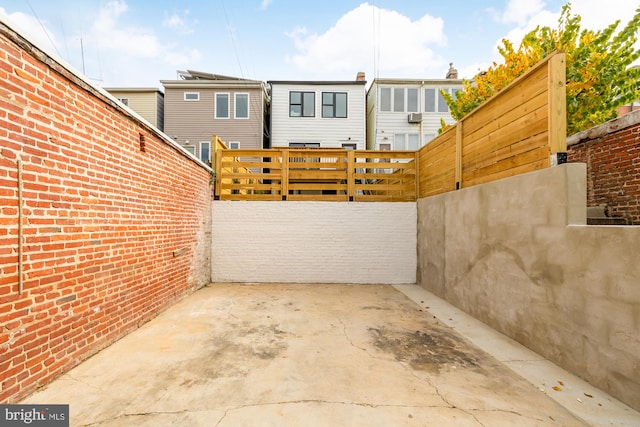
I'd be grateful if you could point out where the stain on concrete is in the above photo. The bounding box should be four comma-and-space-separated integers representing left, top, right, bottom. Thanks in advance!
369, 325, 480, 373
176, 322, 290, 387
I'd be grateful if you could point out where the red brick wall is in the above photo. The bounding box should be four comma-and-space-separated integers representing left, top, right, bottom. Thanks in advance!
0, 25, 212, 402
567, 112, 640, 225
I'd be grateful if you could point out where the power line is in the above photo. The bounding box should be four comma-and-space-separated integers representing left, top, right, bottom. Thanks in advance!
221, 0, 246, 79
25, 0, 63, 58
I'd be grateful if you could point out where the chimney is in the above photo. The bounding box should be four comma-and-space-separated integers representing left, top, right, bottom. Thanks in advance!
446, 63, 458, 79
356, 71, 366, 81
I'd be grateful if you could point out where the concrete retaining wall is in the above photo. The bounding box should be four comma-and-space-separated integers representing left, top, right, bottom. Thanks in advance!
212, 201, 416, 284
416, 163, 640, 410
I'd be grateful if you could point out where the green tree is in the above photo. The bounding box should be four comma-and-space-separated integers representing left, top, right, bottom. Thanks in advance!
443, 3, 640, 135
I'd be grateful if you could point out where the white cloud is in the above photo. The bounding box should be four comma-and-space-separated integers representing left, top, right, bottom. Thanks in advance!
286, 3, 448, 78
499, 0, 545, 26
163, 10, 196, 35
261, 0, 272, 10
0, 7, 58, 53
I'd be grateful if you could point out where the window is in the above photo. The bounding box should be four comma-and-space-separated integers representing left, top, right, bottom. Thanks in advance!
290, 91, 315, 117
289, 142, 321, 148
199, 141, 211, 164
408, 134, 420, 150
235, 93, 249, 119
215, 93, 229, 118
437, 89, 449, 112
407, 89, 418, 113
228, 141, 240, 149
393, 88, 404, 112
380, 87, 391, 112
322, 92, 347, 118
184, 92, 199, 101
424, 88, 436, 112
392, 133, 419, 150
183, 145, 196, 156
342, 143, 357, 150
118, 98, 129, 106
423, 133, 437, 144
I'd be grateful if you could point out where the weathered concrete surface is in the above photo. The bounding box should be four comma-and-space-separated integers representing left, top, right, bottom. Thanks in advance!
21, 283, 607, 426
416, 163, 640, 411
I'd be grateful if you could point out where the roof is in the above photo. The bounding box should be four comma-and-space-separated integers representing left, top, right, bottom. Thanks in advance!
104, 87, 164, 94
369, 77, 463, 85
268, 80, 366, 86
161, 70, 265, 90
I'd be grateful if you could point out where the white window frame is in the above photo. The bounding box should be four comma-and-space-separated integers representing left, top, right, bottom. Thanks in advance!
184, 92, 200, 101
228, 141, 240, 149
215, 93, 230, 119
234, 93, 249, 119
183, 145, 196, 156
199, 141, 211, 163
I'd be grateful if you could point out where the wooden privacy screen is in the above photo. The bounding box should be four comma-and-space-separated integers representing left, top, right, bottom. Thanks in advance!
418, 51, 567, 198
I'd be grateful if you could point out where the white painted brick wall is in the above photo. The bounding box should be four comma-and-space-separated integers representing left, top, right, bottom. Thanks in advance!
212, 201, 416, 284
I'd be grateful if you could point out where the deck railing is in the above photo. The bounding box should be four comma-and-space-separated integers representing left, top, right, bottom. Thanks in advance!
214, 148, 417, 202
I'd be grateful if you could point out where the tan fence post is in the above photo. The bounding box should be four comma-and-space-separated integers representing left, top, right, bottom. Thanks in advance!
215, 148, 223, 199
414, 150, 420, 199
548, 51, 567, 164
455, 122, 463, 190
347, 150, 355, 201
281, 149, 289, 200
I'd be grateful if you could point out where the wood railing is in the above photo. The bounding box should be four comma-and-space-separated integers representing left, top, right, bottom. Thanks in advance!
214, 148, 417, 201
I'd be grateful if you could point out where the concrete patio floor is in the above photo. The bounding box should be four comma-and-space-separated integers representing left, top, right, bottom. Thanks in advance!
23, 283, 640, 426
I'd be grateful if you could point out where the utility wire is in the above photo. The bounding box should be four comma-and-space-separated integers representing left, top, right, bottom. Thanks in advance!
25, 0, 63, 58
221, 0, 246, 78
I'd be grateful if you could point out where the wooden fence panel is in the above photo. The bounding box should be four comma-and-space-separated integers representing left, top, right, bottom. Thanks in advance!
418, 51, 566, 198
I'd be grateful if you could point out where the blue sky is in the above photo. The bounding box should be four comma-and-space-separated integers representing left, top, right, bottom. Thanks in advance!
0, 0, 638, 88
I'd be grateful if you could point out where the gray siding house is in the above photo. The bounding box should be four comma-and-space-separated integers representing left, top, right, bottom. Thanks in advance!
161, 71, 268, 164
104, 87, 165, 131
366, 65, 463, 150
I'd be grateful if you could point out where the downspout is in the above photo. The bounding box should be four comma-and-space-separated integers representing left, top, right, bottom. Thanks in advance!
17, 159, 23, 295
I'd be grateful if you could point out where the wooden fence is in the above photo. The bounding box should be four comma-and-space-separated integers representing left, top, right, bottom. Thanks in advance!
214, 148, 417, 201
214, 51, 567, 201
418, 51, 567, 197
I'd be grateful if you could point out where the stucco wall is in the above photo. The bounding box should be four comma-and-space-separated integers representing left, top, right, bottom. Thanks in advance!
212, 201, 416, 284
416, 163, 640, 411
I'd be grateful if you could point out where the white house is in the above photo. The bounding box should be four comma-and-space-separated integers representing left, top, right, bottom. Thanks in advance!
267, 73, 367, 150
366, 65, 463, 150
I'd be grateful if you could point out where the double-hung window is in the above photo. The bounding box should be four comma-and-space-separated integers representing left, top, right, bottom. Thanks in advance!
215, 93, 229, 119
289, 91, 315, 117
235, 93, 249, 119
322, 92, 347, 118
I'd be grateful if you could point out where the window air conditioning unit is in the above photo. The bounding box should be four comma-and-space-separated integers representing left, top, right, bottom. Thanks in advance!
408, 113, 422, 123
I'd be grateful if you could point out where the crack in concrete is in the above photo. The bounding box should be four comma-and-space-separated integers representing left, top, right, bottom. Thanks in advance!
213, 399, 456, 427
64, 374, 103, 392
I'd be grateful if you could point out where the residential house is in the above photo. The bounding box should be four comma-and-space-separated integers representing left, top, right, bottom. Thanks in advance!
366, 64, 463, 150
161, 71, 268, 164
104, 87, 165, 131
267, 73, 367, 150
